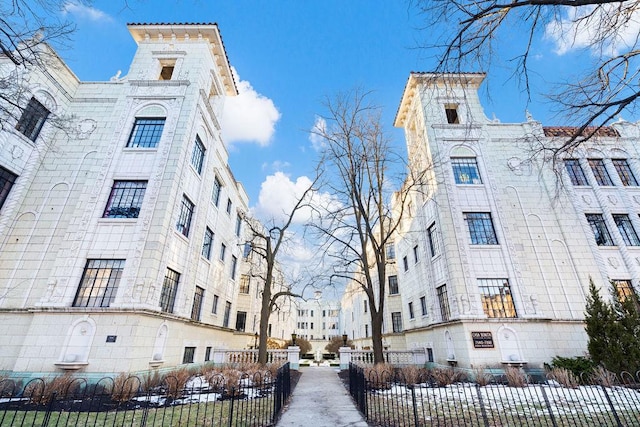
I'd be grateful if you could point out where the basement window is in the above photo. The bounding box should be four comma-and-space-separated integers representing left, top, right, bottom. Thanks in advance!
445, 104, 460, 124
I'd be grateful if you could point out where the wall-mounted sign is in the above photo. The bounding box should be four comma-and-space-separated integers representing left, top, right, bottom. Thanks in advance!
106, 335, 117, 343
471, 331, 494, 348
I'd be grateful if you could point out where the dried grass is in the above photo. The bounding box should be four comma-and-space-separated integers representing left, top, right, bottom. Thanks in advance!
111, 373, 140, 402
164, 368, 192, 398
547, 367, 580, 388
365, 363, 393, 390
504, 367, 528, 387
591, 366, 616, 387
472, 367, 493, 386
400, 365, 424, 386
431, 367, 465, 386
141, 370, 164, 392
24, 374, 80, 404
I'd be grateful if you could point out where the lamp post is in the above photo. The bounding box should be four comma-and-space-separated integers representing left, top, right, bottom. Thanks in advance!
342, 333, 348, 347
291, 332, 297, 346
254, 332, 258, 349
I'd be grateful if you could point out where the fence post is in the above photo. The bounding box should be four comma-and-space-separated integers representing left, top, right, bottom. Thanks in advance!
410, 386, 419, 427
287, 346, 300, 370
601, 385, 623, 427
228, 388, 235, 427
41, 392, 57, 427
475, 384, 490, 427
339, 346, 352, 370
539, 385, 558, 427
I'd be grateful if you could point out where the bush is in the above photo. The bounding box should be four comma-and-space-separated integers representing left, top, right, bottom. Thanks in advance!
164, 368, 192, 398
23, 374, 80, 404
430, 367, 465, 386
547, 367, 579, 388
365, 363, 393, 390
281, 336, 312, 354
472, 367, 493, 386
504, 367, 528, 387
399, 365, 424, 386
550, 356, 595, 380
325, 336, 353, 353
111, 373, 140, 402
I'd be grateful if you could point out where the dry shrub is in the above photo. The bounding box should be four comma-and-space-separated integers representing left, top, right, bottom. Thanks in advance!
431, 368, 465, 386
591, 366, 616, 387
472, 367, 493, 387
164, 368, 192, 398
0, 377, 17, 397
365, 363, 392, 390
24, 374, 79, 404
141, 370, 164, 392
110, 373, 140, 402
547, 367, 579, 388
264, 362, 281, 378
221, 367, 243, 396
504, 367, 528, 387
400, 365, 424, 386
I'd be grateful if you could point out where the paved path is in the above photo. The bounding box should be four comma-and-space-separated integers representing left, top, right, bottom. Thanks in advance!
276, 366, 369, 426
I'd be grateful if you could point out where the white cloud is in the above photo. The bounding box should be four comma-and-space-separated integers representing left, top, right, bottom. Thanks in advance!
222, 68, 281, 146
309, 116, 327, 151
261, 160, 291, 172
62, 2, 112, 22
545, 5, 640, 56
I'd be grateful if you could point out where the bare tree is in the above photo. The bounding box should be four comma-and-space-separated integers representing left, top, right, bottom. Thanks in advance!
243, 178, 318, 365
311, 89, 427, 365
414, 0, 640, 161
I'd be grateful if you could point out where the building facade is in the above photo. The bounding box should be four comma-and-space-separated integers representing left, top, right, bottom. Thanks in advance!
0, 24, 272, 374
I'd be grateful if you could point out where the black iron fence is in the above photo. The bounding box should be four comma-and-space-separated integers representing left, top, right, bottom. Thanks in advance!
0, 362, 291, 427
348, 363, 640, 426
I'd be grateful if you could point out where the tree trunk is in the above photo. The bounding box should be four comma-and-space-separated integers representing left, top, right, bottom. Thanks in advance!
257, 278, 272, 365
370, 308, 384, 364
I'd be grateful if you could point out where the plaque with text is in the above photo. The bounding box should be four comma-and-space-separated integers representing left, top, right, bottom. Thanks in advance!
106, 335, 117, 343
471, 331, 494, 348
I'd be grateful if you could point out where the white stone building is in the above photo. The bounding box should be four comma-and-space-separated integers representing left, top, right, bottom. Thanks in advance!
0, 23, 275, 374
295, 291, 341, 354
342, 72, 640, 369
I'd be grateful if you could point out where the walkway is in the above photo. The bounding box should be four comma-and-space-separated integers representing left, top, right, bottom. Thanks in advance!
276, 366, 369, 427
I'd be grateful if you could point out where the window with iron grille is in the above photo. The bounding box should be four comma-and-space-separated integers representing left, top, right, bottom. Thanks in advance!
202, 227, 214, 259
235, 311, 247, 332
420, 296, 428, 316
0, 166, 18, 211
564, 159, 588, 185
451, 157, 482, 184
388, 275, 399, 295
160, 268, 180, 313
588, 159, 614, 186
126, 118, 165, 148
612, 159, 638, 186
464, 212, 498, 245
176, 195, 195, 237
191, 286, 204, 321
231, 255, 238, 280
223, 301, 232, 327
586, 214, 614, 246
478, 278, 517, 318
239, 274, 250, 294
212, 294, 219, 314
73, 259, 124, 307
437, 285, 450, 321
212, 176, 222, 206
183, 347, 195, 363
103, 181, 147, 218
427, 223, 438, 257
391, 312, 403, 333
191, 135, 205, 174
408, 302, 415, 319
16, 97, 50, 141
613, 214, 640, 246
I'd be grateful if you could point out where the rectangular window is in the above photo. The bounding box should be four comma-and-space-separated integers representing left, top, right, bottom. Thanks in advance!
16, 97, 50, 141
451, 157, 482, 184
204, 346, 212, 362
220, 242, 227, 261
159, 65, 174, 80
420, 296, 428, 316
202, 228, 214, 259
586, 214, 614, 246
176, 195, 195, 237
212, 294, 219, 314
239, 274, 250, 293
385, 243, 396, 260
613, 214, 640, 246
564, 159, 588, 186
212, 177, 222, 207
365, 324, 369, 338
464, 212, 498, 245
231, 255, 238, 280
391, 312, 403, 333
182, 347, 195, 364
191, 286, 204, 321
427, 223, 438, 257
437, 285, 450, 322
126, 118, 165, 148
612, 159, 638, 186
191, 135, 205, 174
413, 245, 419, 263
478, 278, 517, 318
403, 256, 409, 271
223, 301, 232, 328
612, 280, 640, 309
588, 159, 614, 186
160, 268, 180, 313
235, 214, 242, 237
388, 275, 399, 295
235, 311, 247, 332
363, 300, 368, 313
73, 259, 124, 307
0, 166, 18, 211
408, 302, 415, 319
445, 104, 459, 124
103, 181, 147, 218
226, 198, 232, 214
